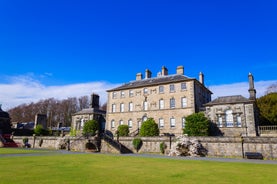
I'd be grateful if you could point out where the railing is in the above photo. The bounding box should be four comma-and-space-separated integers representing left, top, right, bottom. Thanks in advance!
259, 126, 277, 134
101, 132, 133, 154
129, 129, 139, 137
102, 132, 122, 151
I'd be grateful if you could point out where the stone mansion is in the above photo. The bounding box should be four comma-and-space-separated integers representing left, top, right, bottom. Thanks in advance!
106, 66, 212, 136
72, 65, 259, 137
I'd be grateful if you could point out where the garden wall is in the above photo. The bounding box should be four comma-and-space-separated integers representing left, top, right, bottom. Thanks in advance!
12, 136, 277, 159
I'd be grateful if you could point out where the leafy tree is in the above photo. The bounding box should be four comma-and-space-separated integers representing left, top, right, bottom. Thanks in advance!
257, 93, 277, 125
183, 112, 210, 136
83, 120, 99, 137
117, 125, 129, 136
139, 118, 159, 137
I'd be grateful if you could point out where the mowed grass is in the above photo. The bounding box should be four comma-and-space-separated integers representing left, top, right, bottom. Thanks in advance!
0, 148, 53, 154
0, 149, 276, 184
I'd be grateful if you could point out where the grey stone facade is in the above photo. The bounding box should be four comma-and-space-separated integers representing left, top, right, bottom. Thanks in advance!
204, 73, 259, 136
71, 94, 106, 135
106, 66, 212, 136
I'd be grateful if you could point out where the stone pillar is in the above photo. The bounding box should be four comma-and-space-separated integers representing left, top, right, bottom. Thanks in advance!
245, 103, 257, 136
248, 73, 256, 100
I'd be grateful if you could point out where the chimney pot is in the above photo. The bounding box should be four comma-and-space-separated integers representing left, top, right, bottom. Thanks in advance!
162, 66, 168, 76
199, 72, 204, 85
136, 73, 143, 80
177, 66, 184, 75
145, 69, 152, 79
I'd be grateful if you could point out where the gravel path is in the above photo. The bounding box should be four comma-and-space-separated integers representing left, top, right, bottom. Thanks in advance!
1, 149, 277, 165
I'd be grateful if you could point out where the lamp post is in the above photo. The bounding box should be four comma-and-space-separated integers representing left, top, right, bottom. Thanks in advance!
241, 135, 245, 158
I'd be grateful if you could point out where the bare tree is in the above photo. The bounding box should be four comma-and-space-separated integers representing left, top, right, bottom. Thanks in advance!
78, 95, 90, 110
100, 102, 107, 111
266, 83, 277, 94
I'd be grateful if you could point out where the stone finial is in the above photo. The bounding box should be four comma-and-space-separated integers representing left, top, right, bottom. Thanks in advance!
248, 73, 256, 100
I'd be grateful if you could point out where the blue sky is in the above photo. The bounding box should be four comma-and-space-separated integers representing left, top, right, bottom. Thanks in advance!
0, 0, 276, 109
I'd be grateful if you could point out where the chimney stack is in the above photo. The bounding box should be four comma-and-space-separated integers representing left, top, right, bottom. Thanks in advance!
199, 72, 204, 85
145, 69, 152, 79
248, 73, 256, 100
90, 93, 100, 109
177, 66, 184, 75
136, 73, 143, 80
161, 66, 168, 76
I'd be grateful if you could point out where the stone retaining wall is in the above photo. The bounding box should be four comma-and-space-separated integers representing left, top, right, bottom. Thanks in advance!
13, 136, 277, 159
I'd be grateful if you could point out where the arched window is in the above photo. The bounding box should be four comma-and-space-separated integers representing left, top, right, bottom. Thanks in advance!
237, 116, 242, 127
111, 120, 115, 128
159, 118, 164, 129
143, 101, 148, 110
159, 99, 164, 109
181, 97, 187, 108
142, 116, 148, 122
170, 117, 176, 128
218, 116, 223, 127
226, 110, 234, 127
170, 98, 175, 108
128, 119, 133, 128
129, 102, 133, 111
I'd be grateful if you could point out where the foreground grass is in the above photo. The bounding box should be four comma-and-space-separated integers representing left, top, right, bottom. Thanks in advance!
0, 148, 53, 154
0, 150, 276, 184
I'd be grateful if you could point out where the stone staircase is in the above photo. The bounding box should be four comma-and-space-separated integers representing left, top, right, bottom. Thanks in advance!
102, 133, 133, 154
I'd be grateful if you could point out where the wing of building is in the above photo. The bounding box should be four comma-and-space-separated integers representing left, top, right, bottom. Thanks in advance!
204, 73, 259, 137
72, 94, 106, 135
106, 66, 212, 136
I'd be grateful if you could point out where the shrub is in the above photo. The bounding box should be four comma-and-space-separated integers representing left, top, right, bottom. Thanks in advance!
160, 142, 167, 154
132, 138, 143, 152
22, 137, 29, 144
70, 128, 77, 136
183, 112, 210, 136
117, 125, 129, 136
139, 118, 159, 137
39, 139, 43, 147
34, 125, 49, 136
83, 120, 99, 137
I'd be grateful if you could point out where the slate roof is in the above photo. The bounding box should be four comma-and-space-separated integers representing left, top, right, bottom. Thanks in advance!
73, 108, 106, 115
205, 95, 252, 106
108, 74, 197, 91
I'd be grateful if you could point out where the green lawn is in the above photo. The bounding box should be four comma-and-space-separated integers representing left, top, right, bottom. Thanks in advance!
0, 149, 276, 184
0, 148, 53, 154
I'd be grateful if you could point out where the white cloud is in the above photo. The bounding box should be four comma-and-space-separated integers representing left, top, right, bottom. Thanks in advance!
0, 76, 120, 110
209, 80, 277, 100
0, 75, 276, 110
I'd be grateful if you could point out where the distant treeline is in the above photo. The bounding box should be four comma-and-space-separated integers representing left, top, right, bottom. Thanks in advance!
8, 96, 107, 128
